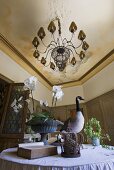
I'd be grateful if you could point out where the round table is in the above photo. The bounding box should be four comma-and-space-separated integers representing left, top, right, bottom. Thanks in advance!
0, 145, 114, 170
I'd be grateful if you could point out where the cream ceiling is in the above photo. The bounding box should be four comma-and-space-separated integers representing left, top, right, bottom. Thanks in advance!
0, 0, 114, 88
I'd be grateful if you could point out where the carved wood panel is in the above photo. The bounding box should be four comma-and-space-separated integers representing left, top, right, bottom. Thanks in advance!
85, 90, 114, 145
0, 83, 29, 152
2, 83, 28, 134
100, 90, 114, 145
0, 79, 9, 125
86, 97, 106, 131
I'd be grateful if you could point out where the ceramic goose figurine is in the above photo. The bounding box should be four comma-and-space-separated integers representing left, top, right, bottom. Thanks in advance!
61, 96, 84, 133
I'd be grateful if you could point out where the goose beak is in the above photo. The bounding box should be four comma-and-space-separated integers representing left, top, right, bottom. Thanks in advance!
76, 96, 84, 100
81, 98, 84, 100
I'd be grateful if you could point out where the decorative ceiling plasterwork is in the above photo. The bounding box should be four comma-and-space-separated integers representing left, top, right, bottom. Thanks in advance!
0, 33, 114, 89
0, 0, 114, 88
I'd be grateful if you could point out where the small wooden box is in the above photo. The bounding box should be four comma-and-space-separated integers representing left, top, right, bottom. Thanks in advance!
17, 145, 57, 159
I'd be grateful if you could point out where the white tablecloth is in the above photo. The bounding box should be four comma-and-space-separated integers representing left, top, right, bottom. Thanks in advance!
0, 145, 114, 170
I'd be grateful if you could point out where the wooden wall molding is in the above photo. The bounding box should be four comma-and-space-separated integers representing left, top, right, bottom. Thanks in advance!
0, 73, 13, 83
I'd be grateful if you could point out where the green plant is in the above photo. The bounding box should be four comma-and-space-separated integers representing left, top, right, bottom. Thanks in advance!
28, 111, 54, 124
84, 118, 102, 139
84, 118, 111, 145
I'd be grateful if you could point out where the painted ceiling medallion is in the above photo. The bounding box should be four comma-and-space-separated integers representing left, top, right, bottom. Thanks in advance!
32, 17, 89, 72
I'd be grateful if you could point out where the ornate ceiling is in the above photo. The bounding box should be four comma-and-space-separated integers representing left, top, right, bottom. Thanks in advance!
0, 0, 114, 88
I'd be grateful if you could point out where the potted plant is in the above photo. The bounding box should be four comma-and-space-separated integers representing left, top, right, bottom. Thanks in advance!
84, 118, 110, 146
84, 118, 102, 146
24, 77, 64, 144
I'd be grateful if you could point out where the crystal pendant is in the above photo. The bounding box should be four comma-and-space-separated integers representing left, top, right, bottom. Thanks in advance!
69, 22, 77, 33
78, 30, 86, 41
38, 27, 46, 40
48, 21, 56, 34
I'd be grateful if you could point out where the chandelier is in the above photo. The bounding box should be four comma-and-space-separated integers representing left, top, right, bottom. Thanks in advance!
32, 17, 89, 72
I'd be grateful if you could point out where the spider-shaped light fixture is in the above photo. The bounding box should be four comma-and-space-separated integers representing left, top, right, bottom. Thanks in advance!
32, 17, 89, 72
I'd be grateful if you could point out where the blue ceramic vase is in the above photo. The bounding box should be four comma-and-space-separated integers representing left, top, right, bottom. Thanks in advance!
92, 137, 100, 146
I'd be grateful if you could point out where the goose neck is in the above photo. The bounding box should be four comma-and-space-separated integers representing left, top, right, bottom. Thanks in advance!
76, 98, 80, 111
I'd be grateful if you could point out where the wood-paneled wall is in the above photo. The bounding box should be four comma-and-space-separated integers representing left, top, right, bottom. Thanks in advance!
51, 103, 87, 122
85, 89, 114, 145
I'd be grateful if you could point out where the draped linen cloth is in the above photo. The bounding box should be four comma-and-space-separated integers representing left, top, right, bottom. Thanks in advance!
0, 145, 114, 170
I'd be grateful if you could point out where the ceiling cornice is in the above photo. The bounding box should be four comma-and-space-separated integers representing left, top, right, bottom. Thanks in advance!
0, 73, 13, 83
0, 33, 114, 89
57, 49, 114, 88
0, 33, 52, 89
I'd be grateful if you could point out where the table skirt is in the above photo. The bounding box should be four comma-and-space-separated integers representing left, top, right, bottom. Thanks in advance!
1, 145, 114, 170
